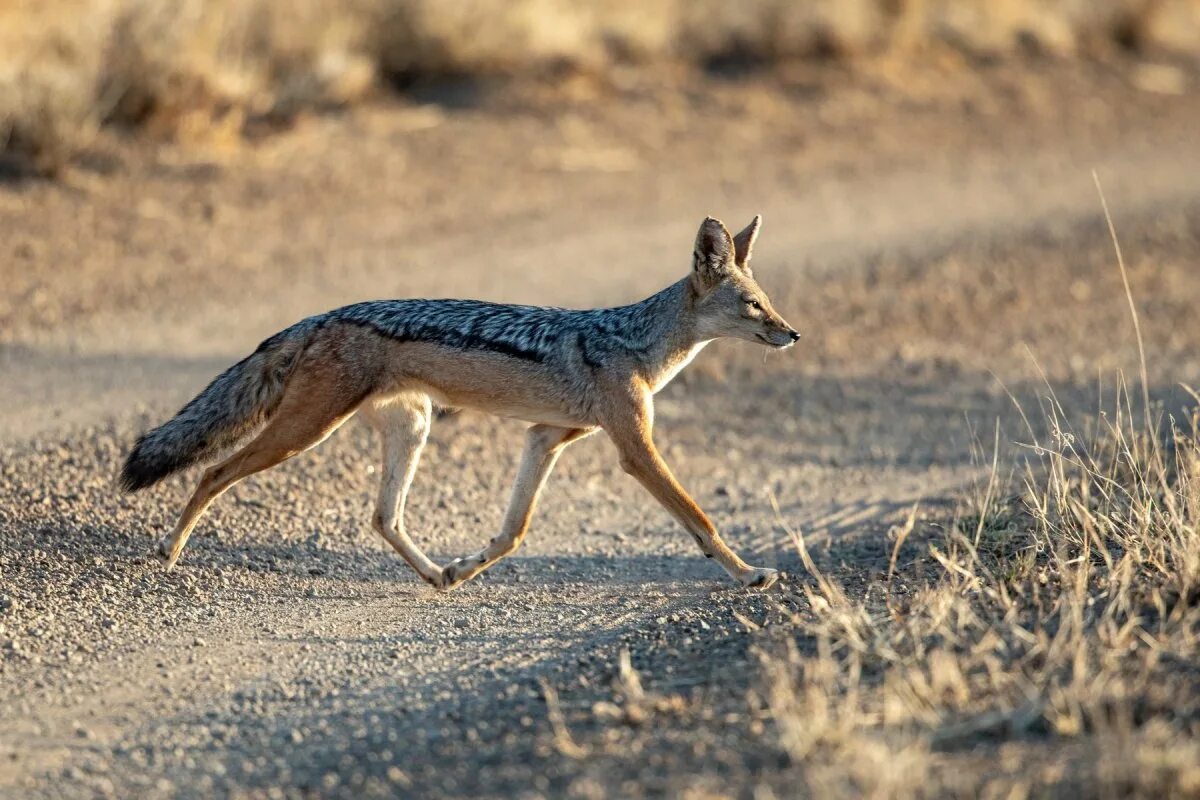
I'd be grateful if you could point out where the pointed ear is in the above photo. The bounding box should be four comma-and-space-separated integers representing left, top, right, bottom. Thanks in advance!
732, 214, 761, 273
693, 216, 735, 290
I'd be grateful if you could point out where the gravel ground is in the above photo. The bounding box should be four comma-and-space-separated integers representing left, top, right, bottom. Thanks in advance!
2, 60, 1200, 797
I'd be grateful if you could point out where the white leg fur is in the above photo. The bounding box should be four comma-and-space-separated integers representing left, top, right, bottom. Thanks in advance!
365, 397, 443, 586
439, 425, 588, 590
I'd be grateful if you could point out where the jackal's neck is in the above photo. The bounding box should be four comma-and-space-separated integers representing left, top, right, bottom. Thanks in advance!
618, 278, 709, 387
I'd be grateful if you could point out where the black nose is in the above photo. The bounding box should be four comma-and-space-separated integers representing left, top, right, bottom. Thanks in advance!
788, 330, 801, 342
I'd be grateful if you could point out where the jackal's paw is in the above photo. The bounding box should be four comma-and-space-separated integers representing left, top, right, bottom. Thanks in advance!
417, 566, 445, 589
436, 559, 468, 592
154, 539, 178, 571
739, 567, 780, 591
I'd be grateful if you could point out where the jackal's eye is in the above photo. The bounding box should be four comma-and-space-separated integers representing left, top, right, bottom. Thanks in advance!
745, 299, 762, 311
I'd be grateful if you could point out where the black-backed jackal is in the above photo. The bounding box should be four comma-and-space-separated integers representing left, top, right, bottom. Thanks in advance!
121, 216, 800, 591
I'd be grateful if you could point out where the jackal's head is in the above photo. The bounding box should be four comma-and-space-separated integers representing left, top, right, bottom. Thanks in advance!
689, 215, 799, 349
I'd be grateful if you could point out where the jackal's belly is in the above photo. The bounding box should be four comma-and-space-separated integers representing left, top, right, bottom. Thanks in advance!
378, 340, 595, 428
419, 383, 590, 428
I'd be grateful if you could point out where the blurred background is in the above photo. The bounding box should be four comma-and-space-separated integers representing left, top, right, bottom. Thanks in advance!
2, 0, 1199, 173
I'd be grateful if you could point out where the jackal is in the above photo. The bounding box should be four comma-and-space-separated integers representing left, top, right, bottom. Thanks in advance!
121, 215, 799, 590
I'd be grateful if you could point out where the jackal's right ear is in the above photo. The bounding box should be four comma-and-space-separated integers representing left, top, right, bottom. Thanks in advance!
693, 216, 735, 290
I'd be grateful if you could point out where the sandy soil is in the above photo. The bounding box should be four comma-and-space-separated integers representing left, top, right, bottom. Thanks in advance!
2, 60, 1200, 797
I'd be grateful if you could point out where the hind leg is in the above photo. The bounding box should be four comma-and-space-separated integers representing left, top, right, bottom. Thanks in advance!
362, 396, 443, 587
158, 368, 365, 570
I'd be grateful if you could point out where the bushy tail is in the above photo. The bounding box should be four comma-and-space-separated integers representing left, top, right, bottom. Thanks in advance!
120, 326, 311, 492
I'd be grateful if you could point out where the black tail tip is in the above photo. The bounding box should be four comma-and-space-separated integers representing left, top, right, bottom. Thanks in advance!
119, 459, 160, 492
119, 441, 170, 493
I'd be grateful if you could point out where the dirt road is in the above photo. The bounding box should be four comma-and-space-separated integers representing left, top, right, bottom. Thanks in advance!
3, 62, 1200, 797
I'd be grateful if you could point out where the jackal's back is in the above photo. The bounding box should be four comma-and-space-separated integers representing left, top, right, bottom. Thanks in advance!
327, 289, 681, 372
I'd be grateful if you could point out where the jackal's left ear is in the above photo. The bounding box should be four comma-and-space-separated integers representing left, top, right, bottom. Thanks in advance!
693, 216, 735, 289
732, 215, 761, 274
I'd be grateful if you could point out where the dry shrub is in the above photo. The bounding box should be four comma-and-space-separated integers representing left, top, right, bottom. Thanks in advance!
0, 0, 110, 175
101, 0, 377, 136
1, 0, 378, 169
368, 0, 676, 80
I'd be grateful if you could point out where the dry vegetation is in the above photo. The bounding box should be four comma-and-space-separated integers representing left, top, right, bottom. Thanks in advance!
752, 206, 1200, 796
753, 381, 1200, 796
785, 180, 1200, 791
3, 0, 1200, 173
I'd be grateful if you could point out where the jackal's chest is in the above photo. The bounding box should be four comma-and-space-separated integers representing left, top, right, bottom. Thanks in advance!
649, 341, 711, 393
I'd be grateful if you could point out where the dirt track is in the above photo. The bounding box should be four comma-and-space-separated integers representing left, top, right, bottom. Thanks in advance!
3, 62, 1200, 797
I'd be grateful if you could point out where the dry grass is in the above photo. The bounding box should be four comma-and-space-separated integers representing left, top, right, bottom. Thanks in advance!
3, 0, 1199, 174
758, 384, 1200, 795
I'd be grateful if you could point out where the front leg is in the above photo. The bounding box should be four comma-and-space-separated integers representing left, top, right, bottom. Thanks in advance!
439, 425, 591, 591
603, 381, 778, 590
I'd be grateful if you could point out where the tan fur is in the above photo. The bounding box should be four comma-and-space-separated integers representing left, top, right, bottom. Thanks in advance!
152, 215, 797, 591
